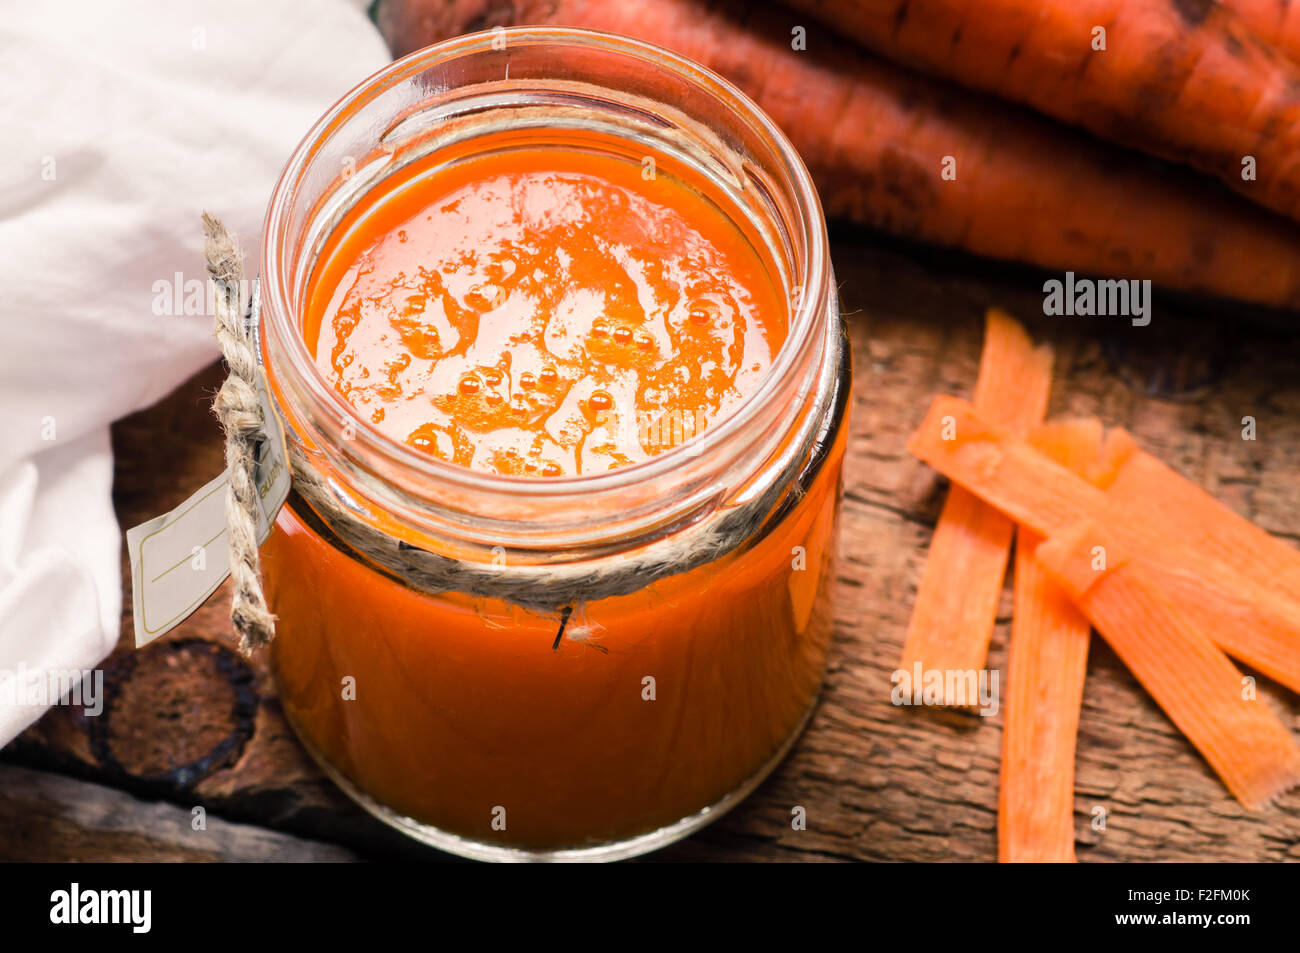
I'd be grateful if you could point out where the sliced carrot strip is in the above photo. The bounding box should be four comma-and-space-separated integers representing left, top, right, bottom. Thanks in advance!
1103, 438, 1300, 605
907, 395, 1110, 536
908, 395, 1300, 693
1030, 418, 1104, 479
899, 311, 1052, 693
1138, 562, 1300, 697
999, 420, 1097, 863
970, 310, 1055, 428
1001, 534, 1089, 858
900, 486, 1015, 681
1035, 521, 1300, 811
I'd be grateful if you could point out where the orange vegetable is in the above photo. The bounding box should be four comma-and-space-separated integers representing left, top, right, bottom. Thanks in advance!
908, 395, 1115, 535
1100, 431, 1300, 605
782, 0, 1300, 225
1035, 521, 1300, 810
374, 0, 1300, 308
1221, 0, 1300, 66
899, 310, 1051, 695
908, 395, 1300, 693
999, 420, 1098, 863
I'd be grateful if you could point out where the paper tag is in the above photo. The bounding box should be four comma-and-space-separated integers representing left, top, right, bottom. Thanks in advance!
127, 371, 291, 647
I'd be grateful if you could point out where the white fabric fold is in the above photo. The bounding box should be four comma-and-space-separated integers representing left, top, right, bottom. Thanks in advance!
0, 0, 390, 744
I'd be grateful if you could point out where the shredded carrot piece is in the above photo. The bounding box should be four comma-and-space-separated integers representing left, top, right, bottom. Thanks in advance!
999, 420, 1098, 862
1138, 561, 1300, 695
907, 395, 1107, 536
1030, 418, 1105, 480
1035, 521, 1300, 810
907, 395, 1300, 693
969, 311, 1054, 427
1102, 436, 1300, 606
898, 310, 1052, 695
1086, 433, 1300, 692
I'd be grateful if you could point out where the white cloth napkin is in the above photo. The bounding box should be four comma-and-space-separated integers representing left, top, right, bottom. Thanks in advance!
0, 0, 390, 744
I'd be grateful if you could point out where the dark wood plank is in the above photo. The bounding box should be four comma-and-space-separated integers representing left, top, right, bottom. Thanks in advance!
6, 235, 1300, 861
0, 764, 358, 862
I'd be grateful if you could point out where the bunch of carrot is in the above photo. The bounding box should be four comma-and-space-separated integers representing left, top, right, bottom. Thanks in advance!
376, 0, 1300, 309
903, 309, 1300, 861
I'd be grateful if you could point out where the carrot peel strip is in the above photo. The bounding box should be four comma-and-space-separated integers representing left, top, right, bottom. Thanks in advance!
970, 310, 1054, 429
906, 394, 1104, 538
999, 420, 1098, 863
1104, 438, 1300, 605
899, 311, 1052, 692
1035, 522, 1300, 811
907, 395, 1300, 694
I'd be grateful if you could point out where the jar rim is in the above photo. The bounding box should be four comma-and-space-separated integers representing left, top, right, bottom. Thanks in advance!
260, 25, 831, 509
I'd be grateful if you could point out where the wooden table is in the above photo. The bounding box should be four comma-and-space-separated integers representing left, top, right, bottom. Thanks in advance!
5, 232, 1300, 862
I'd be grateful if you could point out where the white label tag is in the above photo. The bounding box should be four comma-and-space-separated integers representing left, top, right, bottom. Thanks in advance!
126, 371, 291, 647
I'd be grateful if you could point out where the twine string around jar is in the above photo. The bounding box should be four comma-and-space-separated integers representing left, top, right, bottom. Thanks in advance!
202, 215, 839, 655
204, 212, 276, 653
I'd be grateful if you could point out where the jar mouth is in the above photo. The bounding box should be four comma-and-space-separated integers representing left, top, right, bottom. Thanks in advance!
261, 26, 830, 503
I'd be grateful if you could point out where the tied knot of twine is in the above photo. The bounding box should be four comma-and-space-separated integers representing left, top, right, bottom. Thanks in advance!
203, 213, 274, 654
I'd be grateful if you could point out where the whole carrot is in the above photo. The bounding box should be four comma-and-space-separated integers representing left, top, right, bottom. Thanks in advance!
783, 0, 1300, 224
374, 0, 1300, 309
1220, 0, 1300, 65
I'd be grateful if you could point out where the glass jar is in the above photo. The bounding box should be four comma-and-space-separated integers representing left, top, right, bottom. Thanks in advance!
257, 27, 849, 861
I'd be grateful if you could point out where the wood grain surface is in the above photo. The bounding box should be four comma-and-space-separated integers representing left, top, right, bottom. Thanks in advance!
5, 234, 1300, 862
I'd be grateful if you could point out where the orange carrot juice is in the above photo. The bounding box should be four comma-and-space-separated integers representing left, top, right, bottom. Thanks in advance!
304, 145, 787, 476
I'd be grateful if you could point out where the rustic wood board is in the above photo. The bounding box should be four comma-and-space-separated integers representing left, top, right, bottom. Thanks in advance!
0, 764, 358, 863
5, 235, 1300, 862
